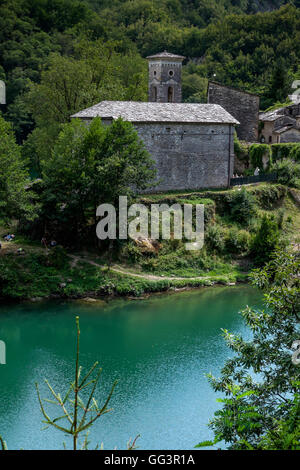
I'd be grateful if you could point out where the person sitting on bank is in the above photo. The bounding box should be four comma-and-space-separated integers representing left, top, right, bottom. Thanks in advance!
4, 234, 15, 241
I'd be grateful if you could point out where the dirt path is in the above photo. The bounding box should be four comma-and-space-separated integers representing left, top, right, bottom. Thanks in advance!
68, 255, 211, 282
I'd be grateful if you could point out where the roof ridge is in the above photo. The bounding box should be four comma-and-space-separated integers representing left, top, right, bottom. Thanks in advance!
71, 101, 239, 125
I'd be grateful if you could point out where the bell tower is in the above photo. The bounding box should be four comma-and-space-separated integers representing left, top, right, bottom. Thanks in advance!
146, 51, 185, 103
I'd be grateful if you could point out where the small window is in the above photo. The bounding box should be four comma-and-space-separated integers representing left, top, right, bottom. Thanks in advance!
169, 70, 174, 77
153, 86, 157, 102
269, 136, 272, 143
168, 86, 173, 103
154, 70, 157, 76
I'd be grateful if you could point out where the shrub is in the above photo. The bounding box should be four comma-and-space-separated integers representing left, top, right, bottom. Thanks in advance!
205, 224, 225, 253
228, 188, 256, 224
48, 245, 69, 268
250, 215, 280, 266
225, 228, 251, 254
271, 158, 300, 188
290, 143, 300, 162
251, 184, 287, 209
234, 133, 249, 161
179, 197, 216, 224
125, 242, 143, 263
271, 143, 300, 162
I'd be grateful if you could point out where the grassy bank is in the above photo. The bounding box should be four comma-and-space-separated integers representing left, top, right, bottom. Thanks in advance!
0, 183, 299, 301
0, 250, 246, 301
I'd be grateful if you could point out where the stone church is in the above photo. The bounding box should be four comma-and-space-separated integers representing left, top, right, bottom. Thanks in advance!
72, 51, 239, 192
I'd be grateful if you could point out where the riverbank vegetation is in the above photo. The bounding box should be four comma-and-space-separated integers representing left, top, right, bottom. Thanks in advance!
0, 1, 300, 300
0, 180, 299, 300
1, 107, 300, 300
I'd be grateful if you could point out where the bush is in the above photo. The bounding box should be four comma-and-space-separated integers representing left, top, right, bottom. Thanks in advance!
250, 215, 280, 266
225, 228, 251, 254
251, 184, 287, 209
228, 188, 256, 225
205, 224, 225, 253
290, 143, 300, 162
48, 246, 69, 268
271, 143, 300, 162
271, 158, 300, 188
179, 197, 216, 225
234, 134, 249, 161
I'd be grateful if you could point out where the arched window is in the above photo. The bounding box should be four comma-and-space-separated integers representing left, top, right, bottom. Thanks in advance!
168, 86, 173, 103
153, 86, 157, 102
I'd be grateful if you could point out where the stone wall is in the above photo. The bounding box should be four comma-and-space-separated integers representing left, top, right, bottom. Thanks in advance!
207, 82, 259, 142
134, 122, 234, 192
279, 128, 300, 143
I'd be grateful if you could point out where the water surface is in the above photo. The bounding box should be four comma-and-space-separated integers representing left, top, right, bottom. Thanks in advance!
0, 285, 262, 450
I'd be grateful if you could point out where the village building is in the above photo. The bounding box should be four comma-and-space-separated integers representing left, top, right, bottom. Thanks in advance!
72, 51, 239, 192
259, 103, 300, 144
207, 81, 259, 142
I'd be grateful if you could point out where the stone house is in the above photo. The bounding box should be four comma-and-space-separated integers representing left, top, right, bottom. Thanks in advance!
207, 81, 259, 142
259, 103, 300, 144
72, 51, 238, 192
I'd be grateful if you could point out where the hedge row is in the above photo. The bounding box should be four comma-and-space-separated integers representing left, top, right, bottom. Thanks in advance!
248, 143, 300, 170
271, 143, 300, 162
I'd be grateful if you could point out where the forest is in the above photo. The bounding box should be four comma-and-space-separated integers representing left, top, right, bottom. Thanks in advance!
0, 0, 299, 151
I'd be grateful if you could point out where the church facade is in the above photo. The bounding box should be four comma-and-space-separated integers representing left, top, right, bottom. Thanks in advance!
72, 51, 239, 192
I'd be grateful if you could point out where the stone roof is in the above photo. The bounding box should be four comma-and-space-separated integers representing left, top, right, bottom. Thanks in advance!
146, 51, 185, 60
259, 109, 285, 122
274, 125, 300, 134
71, 101, 239, 124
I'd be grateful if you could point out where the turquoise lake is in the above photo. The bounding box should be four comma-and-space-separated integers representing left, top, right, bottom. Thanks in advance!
0, 285, 263, 450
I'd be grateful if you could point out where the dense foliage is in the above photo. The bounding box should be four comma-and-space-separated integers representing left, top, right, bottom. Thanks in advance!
0, 113, 36, 221
249, 144, 271, 171
197, 250, 300, 449
26, 117, 156, 245
271, 158, 300, 188
0, 0, 299, 147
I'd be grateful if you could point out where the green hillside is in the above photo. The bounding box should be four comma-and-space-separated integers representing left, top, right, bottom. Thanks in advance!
0, 0, 299, 147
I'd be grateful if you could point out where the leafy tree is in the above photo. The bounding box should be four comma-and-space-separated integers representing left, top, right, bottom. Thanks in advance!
265, 59, 291, 107
0, 113, 36, 222
228, 187, 256, 225
38, 117, 156, 244
251, 214, 280, 265
27, 53, 101, 127
95, 117, 156, 205
197, 250, 300, 450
